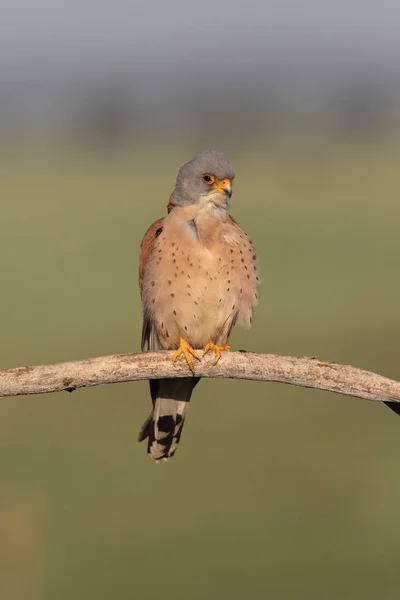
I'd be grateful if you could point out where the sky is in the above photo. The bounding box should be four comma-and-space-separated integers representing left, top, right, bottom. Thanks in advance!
2, 0, 400, 35
1, 0, 400, 79
1, 0, 400, 129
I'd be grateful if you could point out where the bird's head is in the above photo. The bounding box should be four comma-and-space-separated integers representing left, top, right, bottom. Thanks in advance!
171, 151, 235, 210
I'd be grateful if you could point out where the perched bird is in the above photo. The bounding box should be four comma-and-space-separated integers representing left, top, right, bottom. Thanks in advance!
138, 151, 259, 461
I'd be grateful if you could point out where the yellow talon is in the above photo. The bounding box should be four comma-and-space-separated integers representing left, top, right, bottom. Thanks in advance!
203, 341, 230, 365
172, 337, 200, 374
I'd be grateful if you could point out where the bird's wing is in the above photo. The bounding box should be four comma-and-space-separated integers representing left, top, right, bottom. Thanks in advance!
138, 214, 199, 460
139, 217, 165, 296
139, 217, 165, 350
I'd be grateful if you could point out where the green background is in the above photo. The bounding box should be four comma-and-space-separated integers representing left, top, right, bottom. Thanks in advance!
1, 140, 400, 599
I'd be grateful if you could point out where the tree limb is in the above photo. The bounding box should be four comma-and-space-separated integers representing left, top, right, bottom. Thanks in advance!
0, 351, 399, 405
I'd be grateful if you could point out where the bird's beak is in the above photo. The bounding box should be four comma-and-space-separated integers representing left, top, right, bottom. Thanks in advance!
214, 178, 232, 199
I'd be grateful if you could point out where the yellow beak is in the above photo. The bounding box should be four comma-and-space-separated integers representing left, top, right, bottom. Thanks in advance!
214, 178, 232, 198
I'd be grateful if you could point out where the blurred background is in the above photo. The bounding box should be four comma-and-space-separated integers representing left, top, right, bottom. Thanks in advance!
1, 2, 400, 599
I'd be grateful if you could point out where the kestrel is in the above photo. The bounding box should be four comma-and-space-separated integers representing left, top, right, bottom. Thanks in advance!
138, 151, 259, 461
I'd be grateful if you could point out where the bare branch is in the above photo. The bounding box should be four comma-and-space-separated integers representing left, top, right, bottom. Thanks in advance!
0, 351, 399, 405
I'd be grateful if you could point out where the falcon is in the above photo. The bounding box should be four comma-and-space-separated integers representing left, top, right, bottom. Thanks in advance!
138, 151, 259, 460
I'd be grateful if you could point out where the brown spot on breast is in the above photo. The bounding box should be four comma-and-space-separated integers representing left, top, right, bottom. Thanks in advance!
168, 280, 172, 285
170, 293, 175, 298
173, 310, 177, 315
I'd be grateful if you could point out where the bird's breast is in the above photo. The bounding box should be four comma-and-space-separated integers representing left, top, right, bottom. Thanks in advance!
142, 208, 259, 348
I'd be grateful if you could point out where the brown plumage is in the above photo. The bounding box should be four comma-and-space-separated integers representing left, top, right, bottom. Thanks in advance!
138, 151, 259, 461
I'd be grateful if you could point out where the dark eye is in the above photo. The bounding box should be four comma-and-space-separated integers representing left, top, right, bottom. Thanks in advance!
203, 173, 215, 184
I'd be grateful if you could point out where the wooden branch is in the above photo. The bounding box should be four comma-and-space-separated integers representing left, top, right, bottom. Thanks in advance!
0, 351, 399, 405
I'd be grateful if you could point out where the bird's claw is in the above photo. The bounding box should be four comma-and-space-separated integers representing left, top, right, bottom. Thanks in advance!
172, 337, 200, 374
203, 342, 230, 365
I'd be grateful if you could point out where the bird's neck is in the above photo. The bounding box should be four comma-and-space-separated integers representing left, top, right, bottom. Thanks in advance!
173, 201, 229, 223
166, 203, 229, 247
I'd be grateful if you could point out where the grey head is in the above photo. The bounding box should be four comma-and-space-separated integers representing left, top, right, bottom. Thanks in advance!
171, 150, 235, 208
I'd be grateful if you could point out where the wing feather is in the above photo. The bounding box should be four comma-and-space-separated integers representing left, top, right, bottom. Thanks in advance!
139, 217, 165, 350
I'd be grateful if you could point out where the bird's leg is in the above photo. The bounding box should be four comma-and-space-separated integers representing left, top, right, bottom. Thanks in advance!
203, 341, 230, 365
172, 337, 201, 374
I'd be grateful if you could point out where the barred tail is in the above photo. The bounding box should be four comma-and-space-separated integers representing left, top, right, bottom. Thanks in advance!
138, 377, 199, 461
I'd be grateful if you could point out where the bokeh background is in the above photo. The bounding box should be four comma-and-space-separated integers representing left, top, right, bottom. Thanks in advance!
1, 3, 400, 599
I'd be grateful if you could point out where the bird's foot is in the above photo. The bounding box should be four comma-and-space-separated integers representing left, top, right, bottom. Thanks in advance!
172, 337, 200, 374
203, 341, 230, 365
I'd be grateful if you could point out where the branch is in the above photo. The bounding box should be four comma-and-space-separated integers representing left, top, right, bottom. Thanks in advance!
0, 351, 399, 405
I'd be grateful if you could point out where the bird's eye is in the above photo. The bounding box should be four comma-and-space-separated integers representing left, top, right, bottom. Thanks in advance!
203, 173, 215, 184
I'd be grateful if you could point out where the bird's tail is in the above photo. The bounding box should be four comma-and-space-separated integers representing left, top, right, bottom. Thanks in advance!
138, 377, 199, 461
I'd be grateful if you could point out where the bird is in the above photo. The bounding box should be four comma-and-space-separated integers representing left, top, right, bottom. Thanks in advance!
138, 151, 259, 461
